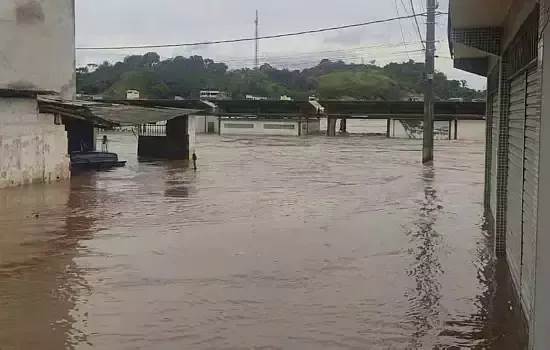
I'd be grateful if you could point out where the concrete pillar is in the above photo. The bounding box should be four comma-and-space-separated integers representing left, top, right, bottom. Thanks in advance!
327, 117, 337, 136
188, 115, 196, 159
454, 118, 458, 140
533, 5, 550, 348
493, 56, 510, 257
92, 127, 98, 151
448, 120, 452, 140
339, 118, 347, 133
386, 118, 391, 138
484, 90, 495, 214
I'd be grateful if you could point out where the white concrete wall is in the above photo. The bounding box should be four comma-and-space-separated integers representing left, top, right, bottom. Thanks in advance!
195, 115, 219, 134
188, 115, 196, 159
0, 0, 76, 98
0, 98, 69, 188
220, 120, 299, 136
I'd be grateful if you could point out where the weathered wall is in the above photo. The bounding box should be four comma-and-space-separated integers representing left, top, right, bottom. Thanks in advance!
0, 98, 69, 188
0, 0, 76, 98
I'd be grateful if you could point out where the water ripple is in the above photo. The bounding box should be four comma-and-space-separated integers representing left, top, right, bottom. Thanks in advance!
0, 128, 526, 349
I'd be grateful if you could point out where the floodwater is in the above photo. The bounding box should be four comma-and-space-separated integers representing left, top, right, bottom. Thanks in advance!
0, 122, 526, 349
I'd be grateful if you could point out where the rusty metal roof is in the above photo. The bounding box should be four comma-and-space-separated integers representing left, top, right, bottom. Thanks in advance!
37, 96, 203, 127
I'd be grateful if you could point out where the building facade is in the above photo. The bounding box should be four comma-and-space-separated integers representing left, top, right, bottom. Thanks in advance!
448, 0, 550, 348
0, 0, 75, 188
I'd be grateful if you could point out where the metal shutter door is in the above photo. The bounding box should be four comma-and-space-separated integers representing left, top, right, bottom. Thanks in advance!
490, 94, 499, 218
521, 66, 540, 325
506, 73, 526, 291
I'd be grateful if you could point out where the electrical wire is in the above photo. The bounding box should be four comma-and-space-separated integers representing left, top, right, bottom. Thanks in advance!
409, 0, 425, 48
76, 13, 428, 51
77, 40, 431, 65
393, 0, 412, 60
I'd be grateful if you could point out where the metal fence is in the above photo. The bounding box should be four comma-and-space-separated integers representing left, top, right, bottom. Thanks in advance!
138, 122, 167, 136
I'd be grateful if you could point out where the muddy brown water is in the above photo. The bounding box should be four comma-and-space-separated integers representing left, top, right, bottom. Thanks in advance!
0, 132, 526, 349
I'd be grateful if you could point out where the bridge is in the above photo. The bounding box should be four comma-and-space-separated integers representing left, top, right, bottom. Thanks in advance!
105, 99, 486, 120
106, 99, 486, 137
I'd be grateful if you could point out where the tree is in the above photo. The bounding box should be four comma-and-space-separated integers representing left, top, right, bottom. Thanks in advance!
75, 54, 485, 101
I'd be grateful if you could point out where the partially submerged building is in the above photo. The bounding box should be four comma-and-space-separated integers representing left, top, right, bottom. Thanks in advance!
0, 1, 199, 188
448, 0, 550, 347
0, 0, 76, 187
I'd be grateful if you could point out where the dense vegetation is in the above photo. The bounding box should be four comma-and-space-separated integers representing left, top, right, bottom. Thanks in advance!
76, 52, 484, 101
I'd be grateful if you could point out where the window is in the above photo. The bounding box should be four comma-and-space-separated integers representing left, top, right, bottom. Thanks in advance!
224, 123, 254, 129
263, 123, 295, 130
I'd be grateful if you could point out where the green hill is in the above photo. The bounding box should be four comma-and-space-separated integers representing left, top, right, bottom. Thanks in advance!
76, 53, 484, 101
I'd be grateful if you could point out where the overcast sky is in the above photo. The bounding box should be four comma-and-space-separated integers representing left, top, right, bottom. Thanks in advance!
75, 0, 486, 90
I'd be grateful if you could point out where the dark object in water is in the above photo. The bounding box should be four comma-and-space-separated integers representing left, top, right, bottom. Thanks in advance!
70, 151, 126, 173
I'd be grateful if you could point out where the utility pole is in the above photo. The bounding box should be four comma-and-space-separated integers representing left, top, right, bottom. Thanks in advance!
254, 10, 259, 69
422, 0, 436, 164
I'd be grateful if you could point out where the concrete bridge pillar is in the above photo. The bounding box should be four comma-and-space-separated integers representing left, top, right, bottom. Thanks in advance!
339, 118, 347, 133
327, 117, 337, 136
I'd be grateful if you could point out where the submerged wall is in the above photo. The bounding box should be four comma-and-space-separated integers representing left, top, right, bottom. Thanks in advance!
221, 120, 300, 136
0, 98, 69, 188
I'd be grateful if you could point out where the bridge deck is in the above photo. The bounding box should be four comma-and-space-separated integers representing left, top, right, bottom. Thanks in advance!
105, 99, 487, 117
215, 113, 485, 121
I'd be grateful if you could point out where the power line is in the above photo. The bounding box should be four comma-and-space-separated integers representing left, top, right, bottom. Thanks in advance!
239, 41, 428, 64
76, 40, 450, 70
409, 0, 425, 48
393, 0, 411, 60
76, 13, 428, 51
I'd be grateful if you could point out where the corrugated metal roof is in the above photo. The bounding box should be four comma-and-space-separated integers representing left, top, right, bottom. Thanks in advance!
37, 96, 202, 127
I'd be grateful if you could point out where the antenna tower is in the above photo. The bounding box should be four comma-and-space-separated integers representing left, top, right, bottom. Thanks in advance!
254, 10, 259, 69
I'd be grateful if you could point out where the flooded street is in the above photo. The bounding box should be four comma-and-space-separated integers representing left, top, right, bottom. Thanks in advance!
0, 129, 525, 349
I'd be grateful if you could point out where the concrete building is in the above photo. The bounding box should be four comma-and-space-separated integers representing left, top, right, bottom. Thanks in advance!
0, 0, 75, 188
448, 1, 550, 347
126, 90, 140, 100
220, 118, 321, 136
199, 90, 230, 101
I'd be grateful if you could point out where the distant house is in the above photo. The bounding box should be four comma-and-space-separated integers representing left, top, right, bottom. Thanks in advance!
126, 90, 140, 100
404, 95, 423, 102
245, 94, 268, 100
199, 90, 230, 101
